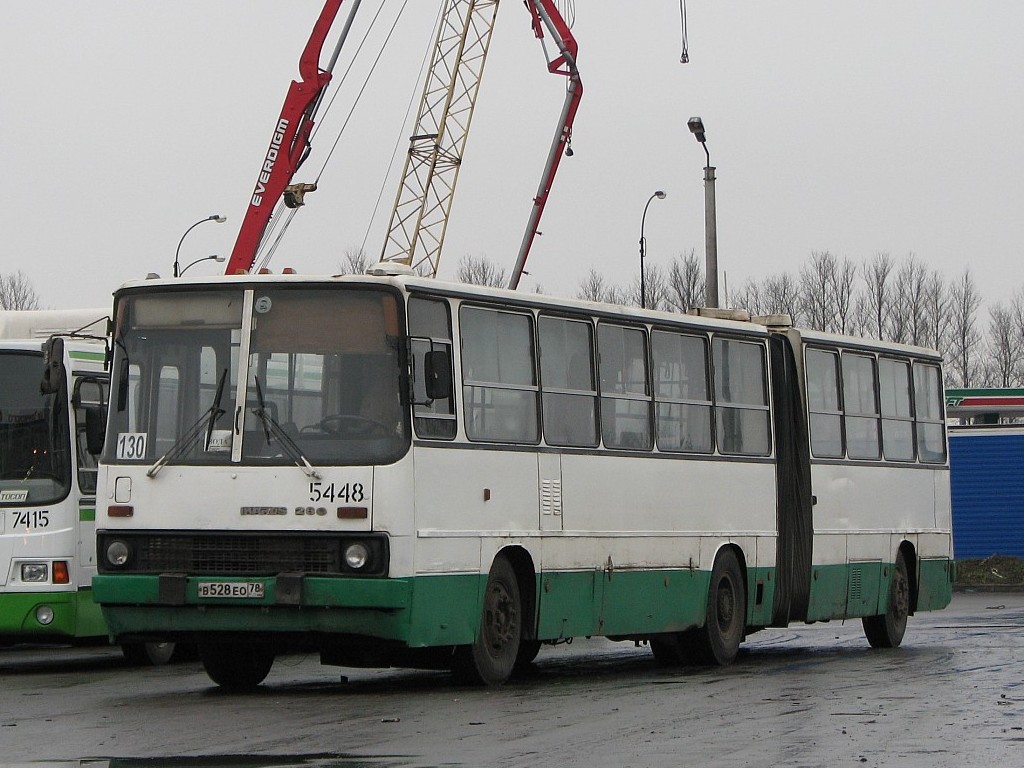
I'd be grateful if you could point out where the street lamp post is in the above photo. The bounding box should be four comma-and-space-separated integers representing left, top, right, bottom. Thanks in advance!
173, 215, 227, 277
639, 190, 667, 309
687, 117, 718, 308
178, 254, 226, 276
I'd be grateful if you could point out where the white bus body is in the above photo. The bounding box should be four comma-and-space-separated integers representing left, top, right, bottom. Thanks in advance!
91, 275, 953, 688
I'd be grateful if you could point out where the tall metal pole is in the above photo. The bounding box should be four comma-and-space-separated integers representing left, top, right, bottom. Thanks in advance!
688, 117, 719, 308
640, 191, 666, 309
703, 164, 719, 308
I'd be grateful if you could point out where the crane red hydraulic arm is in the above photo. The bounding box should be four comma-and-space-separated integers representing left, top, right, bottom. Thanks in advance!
508, 0, 582, 289
224, 0, 356, 276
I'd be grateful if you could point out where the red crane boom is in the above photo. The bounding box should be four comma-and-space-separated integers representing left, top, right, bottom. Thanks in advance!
225, 0, 349, 276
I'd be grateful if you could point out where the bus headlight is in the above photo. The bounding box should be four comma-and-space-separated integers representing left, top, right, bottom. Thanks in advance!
21, 563, 49, 582
36, 606, 55, 625
344, 542, 370, 571
106, 540, 131, 568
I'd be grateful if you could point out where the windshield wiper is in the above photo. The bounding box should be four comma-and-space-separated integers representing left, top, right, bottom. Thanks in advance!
251, 376, 322, 480
147, 368, 228, 478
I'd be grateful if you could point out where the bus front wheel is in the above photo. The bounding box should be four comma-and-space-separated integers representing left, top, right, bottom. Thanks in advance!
453, 556, 522, 686
199, 641, 275, 691
694, 549, 746, 666
121, 641, 176, 666
863, 551, 910, 649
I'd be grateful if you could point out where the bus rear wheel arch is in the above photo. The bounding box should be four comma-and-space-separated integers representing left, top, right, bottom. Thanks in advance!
693, 546, 747, 666
862, 548, 912, 649
452, 553, 527, 685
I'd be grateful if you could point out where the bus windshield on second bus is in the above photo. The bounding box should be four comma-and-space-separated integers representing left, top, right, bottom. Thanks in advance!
91, 272, 954, 689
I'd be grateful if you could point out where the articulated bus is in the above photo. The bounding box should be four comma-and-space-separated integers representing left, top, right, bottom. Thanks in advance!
0, 310, 179, 665
90, 271, 953, 689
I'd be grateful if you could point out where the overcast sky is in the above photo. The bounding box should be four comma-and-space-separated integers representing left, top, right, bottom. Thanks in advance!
2, 1, 1022, 314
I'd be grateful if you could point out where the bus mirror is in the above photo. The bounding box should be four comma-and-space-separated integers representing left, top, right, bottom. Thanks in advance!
40, 337, 66, 395
423, 350, 452, 401
85, 406, 106, 456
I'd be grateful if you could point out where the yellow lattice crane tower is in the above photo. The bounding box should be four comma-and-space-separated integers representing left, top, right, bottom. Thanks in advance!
379, 0, 501, 277
381, 1, 580, 283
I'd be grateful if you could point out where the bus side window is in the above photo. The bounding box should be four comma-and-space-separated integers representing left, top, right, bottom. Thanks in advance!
713, 337, 770, 456
539, 316, 597, 448
598, 324, 652, 450
805, 348, 843, 458
652, 330, 712, 453
842, 353, 880, 460
409, 297, 456, 440
879, 358, 914, 461
914, 362, 946, 463
461, 306, 538, 444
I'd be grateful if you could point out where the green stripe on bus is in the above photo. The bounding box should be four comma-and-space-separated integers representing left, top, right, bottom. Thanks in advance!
0, 590, 107, 638
69, 350, 106, 362
93, 558, 951, 647
80, 508, 95, 522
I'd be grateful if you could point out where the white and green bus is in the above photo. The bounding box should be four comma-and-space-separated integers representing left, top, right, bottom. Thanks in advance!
1, 310, 181, 665
0, 310, 110, 645
91, 271, 953, 689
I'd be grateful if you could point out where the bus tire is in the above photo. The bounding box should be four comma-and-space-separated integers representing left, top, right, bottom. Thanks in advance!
121, 641, 176, 666
694, 549, 746, 666
199, 641, 275, 691
863, 551, 909, 649
453, 556, 522, 686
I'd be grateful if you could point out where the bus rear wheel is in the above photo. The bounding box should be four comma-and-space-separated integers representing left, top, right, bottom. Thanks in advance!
453, 556, 522, 686
693, 549, 746, 666
863, 551, 910, 649
199, 641, 275, 691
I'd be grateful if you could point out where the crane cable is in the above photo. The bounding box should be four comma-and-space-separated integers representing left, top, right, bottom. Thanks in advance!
253, 0, 412, 272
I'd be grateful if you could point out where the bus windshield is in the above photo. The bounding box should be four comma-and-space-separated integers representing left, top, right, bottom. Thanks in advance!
0, 351, 72, 505
105, 286, 408, 469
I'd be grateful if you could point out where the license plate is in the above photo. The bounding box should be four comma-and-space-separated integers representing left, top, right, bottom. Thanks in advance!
197, 581, 265, 599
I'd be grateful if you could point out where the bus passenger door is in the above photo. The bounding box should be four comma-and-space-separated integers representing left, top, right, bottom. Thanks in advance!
538, 453, 562, 532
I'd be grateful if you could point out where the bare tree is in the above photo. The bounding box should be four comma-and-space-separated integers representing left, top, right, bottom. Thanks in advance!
984, 302, 1022, 387
664, 250, 705, 313
761, 272, 802, 324
798, 251, 837, 332
336, 248, 372, 275
456, 255, 506, 288
889, 254, 928, 345
948, 270, 982, 387
576, 269, 629, 305
831, 256, 858, 336
630, 263, 670, 310
861, 252, 894, 340
0, 271, 41, 310
921, 269, 950, 352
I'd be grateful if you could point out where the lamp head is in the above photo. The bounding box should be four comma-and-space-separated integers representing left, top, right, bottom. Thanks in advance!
210, 215, 227, 223
655, 190, 667, 200
687, 117, 706, 143
212, 255, 226, 263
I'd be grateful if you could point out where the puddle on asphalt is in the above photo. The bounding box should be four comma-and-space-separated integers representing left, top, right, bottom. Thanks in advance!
10, 756, 440, 768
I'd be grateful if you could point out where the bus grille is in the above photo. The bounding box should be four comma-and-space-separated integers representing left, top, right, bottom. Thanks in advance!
124, 534, 342, 575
